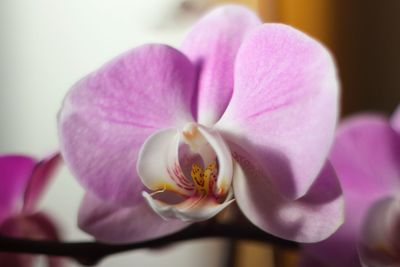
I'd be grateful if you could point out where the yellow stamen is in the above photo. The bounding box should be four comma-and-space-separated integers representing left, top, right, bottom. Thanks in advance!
191, 162, 217, 196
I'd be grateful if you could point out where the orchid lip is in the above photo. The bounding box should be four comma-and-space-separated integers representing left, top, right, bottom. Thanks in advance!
137, 123, 234, 222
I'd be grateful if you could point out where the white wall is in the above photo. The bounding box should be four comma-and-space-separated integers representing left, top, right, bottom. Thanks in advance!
0, 1, 228, 266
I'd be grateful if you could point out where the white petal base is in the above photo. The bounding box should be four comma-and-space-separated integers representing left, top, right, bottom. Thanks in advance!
142, 191, 234, 222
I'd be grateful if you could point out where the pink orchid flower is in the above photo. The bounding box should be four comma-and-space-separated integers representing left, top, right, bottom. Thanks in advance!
59, 5, 343, 244
0, 154, 62, 267
301, 106, 400, 267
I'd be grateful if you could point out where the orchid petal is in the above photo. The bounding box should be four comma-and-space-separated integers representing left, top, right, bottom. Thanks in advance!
233, 159, 343, 242
301, 191, 368, 267
78, 193, 188, 244
0, 212, 60, 240
358, 197, 400, 267
391, 105, 400, 133
302, 114, 400, 267
217, 23, 339, 199
27, 212, 61, 240
23, 153, 61, 213
330, 115, 400, 197
59, 44, 197, 205
0, 156, 36, 223
137, 128, 194, 196
142, 191, 234, 222
181, 5, 261, 125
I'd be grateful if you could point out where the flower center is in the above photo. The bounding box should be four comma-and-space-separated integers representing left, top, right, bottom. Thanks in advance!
191, 162, 217, 196
139, 123, 234, 221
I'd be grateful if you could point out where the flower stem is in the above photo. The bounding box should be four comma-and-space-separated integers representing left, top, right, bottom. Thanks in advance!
0, 219, 298, 266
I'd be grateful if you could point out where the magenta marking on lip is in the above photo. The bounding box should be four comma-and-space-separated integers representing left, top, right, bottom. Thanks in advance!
167, 162, 194, 191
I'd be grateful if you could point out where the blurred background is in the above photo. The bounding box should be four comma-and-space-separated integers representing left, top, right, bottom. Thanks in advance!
0, 0, 399, 266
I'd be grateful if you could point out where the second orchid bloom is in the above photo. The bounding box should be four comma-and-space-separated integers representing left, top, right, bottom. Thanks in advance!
301, 107, 400, 267
58, 6, 343, 243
